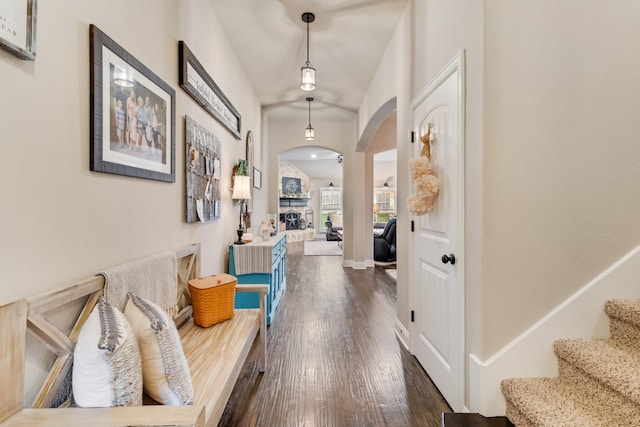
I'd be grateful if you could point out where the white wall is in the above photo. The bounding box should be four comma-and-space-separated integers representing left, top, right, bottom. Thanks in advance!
0, 0, 263, 305
266, 118, 358, 261
482, 0, 640, 357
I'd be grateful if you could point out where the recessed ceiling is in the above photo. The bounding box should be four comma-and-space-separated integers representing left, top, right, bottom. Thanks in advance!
209, 0, 409, 121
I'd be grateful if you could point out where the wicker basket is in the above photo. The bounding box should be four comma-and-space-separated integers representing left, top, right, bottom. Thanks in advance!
188, 273, 237, 327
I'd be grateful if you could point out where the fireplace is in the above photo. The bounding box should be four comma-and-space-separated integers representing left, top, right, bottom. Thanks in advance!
280, 211, 301, 230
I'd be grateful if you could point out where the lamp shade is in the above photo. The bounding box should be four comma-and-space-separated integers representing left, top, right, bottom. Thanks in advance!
232, 175, 251, 200
301, 66, 315, 91
305, 124, 315, 140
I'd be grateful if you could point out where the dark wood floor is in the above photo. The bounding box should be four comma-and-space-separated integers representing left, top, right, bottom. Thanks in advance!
219, 241, 451, 427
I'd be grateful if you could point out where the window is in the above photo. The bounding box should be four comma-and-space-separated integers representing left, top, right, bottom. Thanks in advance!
373, 187, 396, 223
320, 186, 342, 231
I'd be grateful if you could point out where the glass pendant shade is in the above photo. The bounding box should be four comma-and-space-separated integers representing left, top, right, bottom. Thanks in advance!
305, 124, 315, 140
113, 65, 134, 87
301, 65, 315, 91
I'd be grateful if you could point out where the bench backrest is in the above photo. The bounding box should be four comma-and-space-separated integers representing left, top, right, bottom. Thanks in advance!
0, 299, 27, 423
2, 244, 200, 412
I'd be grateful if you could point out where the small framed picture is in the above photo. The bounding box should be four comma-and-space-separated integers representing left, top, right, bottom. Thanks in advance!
253, 167, 262, 189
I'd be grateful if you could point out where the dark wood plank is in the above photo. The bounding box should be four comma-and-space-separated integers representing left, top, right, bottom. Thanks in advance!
442, 413, 515, 427
220, 241, 451, 426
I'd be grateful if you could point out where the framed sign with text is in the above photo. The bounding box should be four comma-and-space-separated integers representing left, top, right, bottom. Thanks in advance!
0, 0, 37, 60
178, 41, 241, 140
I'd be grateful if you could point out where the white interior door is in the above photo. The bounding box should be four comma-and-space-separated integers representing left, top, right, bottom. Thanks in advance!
410, 52, 465, 411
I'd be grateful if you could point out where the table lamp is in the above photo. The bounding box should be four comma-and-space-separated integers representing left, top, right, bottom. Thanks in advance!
232, 175, 251, 244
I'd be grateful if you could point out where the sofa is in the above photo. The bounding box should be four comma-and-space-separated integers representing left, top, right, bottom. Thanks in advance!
374, 218, 396, 263
325, 212, 343, 241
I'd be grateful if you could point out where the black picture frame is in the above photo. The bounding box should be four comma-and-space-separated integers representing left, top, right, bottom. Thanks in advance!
90, 25, 176, 182
179, 41, 241, 140
0, 0, 37, 60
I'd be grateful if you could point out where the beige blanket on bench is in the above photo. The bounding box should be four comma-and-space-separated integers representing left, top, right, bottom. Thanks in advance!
101, 250, 178, 314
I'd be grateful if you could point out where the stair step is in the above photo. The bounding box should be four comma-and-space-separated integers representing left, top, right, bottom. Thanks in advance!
605, 299, 640, 349
502, 377, 632, 426
554, 338, 640, 406
605, 299, 640, 327
442, 412, 514, 427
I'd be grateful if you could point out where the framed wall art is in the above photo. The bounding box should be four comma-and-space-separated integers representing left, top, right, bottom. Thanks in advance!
253, 167, 262, 189
90, 24, 176, 182
185, 116, 222, 223
282, 177, 302, 197
178, 41, 241, 140
0, 0, 37, 60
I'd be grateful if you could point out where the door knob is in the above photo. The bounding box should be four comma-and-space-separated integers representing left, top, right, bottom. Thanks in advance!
441, 254, 456, 265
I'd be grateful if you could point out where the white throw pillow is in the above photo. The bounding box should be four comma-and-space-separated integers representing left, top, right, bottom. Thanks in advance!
73, 297, 142, 407
124, 292, 194, 405
329, 212, 343, 228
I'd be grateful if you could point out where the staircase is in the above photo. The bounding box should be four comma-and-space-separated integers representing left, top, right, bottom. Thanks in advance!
501, 299, 640, 426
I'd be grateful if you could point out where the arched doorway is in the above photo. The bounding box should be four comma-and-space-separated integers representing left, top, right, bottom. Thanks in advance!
278, 147, 343, 239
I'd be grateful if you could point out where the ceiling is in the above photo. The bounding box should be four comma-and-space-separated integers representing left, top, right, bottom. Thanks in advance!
279, 146, 396, 181
209, 0, 409, 121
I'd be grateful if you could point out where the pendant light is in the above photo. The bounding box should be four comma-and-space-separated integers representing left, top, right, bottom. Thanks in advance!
113, 64, 134, 87
300, 12, 316, 91
305, 97, 315, 141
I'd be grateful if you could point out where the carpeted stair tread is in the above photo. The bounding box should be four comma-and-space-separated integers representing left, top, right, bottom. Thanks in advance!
605, 299, 640, 327
554, 338, 640, 405
502, 300, 640, 426
501, 377, 630, 426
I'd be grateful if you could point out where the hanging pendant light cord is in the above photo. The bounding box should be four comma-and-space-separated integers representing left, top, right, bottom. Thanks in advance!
305, 20, 310, 66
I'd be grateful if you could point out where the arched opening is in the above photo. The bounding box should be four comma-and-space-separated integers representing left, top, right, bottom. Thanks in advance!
277, 146, 343, 242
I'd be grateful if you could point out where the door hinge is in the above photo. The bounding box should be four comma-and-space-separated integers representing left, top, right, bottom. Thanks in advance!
410, 131, 415, 143
411, 310, 415, 322
411, 220, 415, 232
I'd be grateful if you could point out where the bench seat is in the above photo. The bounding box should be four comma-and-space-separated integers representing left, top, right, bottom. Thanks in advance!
181, 307, 262, 425
0, 244, 269, 427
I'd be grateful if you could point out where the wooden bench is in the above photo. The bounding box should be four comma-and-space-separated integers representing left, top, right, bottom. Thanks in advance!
0, 243, 268, 427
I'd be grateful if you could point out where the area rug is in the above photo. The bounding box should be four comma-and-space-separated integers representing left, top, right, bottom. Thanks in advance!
304, 240, 342, 256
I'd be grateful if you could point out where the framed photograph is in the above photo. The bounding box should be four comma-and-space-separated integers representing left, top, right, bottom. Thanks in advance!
0, 0, 37, 60
253, 167, 262, 189
178, 41, 241, 140
90, 25, 176, 182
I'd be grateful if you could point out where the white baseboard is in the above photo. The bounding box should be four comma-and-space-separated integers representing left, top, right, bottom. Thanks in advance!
468, 245, 640, 416
348, 261, 367, 270
394, 317, 410, 351
365, 259, 375, 268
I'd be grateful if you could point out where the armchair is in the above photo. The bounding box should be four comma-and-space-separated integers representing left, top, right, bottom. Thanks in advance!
374, 218, 396, 263
325, 212, 343, 241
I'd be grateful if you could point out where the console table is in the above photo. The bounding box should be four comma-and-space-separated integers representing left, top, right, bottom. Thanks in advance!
229, 234, 286, 325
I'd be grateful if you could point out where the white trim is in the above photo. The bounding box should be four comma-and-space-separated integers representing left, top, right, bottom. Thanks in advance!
468, 244, 640, 416
365, 259, 375, 268
342, 259, 367, 270
351, 261, 367, 270
394, 317, 410, 350
409, 50, 466, 411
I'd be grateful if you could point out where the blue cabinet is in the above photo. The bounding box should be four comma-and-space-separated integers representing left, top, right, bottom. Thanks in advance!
229, 234, 286, 325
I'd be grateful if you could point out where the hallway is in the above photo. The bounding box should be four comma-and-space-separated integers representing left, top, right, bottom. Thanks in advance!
220, 241, 450, 426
